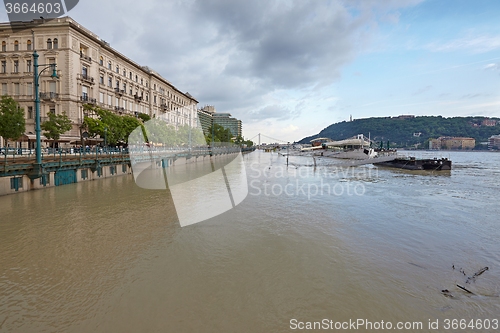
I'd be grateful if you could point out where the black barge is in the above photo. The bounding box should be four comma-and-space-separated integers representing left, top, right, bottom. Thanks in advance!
374, 157, 451, 171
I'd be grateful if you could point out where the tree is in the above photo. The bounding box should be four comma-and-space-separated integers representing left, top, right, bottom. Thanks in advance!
82, 105, 145, 146
0, 96, 25, 148
137, 113, 151, 123
41, 111, 72, 148
205, 124, 234, 144
121, 115, 143, 144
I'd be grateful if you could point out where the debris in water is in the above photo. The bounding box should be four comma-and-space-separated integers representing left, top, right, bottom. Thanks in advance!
457, 284, 474, 294
466, 267, 489, 284
441, 289, 454, 298
408, 262, 426, 269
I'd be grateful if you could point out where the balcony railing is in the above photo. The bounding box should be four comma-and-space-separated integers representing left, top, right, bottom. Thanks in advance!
134, 94, 143, 102
160, 103, 169, 111
39, 92, 59, 100
77, 73, 95, 85
80, 95, 97, 104
80, 52, 92, 62
114, 106, 125, 112
114, 87, 124, 96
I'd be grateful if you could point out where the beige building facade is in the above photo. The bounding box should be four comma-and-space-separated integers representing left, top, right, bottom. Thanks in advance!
0, 17, 198, 148
429, 136, 476, 150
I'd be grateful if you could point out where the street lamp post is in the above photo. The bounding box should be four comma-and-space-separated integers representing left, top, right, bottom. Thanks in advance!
287, 141, 289, 167
33, 50, 58, 176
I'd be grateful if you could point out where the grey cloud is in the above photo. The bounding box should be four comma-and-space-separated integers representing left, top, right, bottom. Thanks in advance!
70, 0, 424, 123
246, 104, 301, 123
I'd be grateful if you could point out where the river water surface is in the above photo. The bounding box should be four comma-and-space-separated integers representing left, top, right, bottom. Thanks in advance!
1, 150, 499, 332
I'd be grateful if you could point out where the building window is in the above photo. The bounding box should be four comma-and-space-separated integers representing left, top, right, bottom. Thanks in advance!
108, 77, 112, 87
108, 61, 111, 70
129, 71, 132, 79
28, 106, 33, 119
99, 92, 104, 103
99, 75, 104, 84
1, 61, 6, 73
1, 41, 5, 52
154, 95, 156, 104
49, 107, 55, 115
123, 68, 126, 76
99, 56, 103, 66
146, 94, 148, 102
53, 38, 58, 49
26, 60, 31, 72
27, 82, 32, 95
146, 82, 148, 88
1, 83, 6, 95
14, 40, 19, 51
14, 83, 19, 95
13, 60, 19, 73
27, 40, 32, 51
108, 94, 112, 105
49, 81, 56, 93
129, 89, 132, 95
116, 80, 119, 88
82, 86, 88, 100
135, 74, 138, 82
123, 83, 126, 91
116, 65, 119, 73
82, 65, 87, 77
141, 78, 143, 85
47, 38, 52, 49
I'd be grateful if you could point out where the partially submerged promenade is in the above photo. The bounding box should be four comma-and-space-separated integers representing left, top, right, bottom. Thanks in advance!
0, 146, 253, 196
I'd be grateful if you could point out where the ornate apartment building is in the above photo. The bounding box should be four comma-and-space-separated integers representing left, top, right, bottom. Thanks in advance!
0, 17, 198, 148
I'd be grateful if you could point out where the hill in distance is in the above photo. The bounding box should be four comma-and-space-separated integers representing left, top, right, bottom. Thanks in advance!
298, 116, 500, 149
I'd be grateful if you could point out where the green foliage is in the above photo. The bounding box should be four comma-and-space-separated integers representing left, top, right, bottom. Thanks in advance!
138, 113, 151, 123
205, 123, 234, 144
41, 112, 72, 146
300, 116, 500, 148
82, 104, 143, 145
0, 95, 25, 144
234, 136, 254, 147
134, 119, 206, 147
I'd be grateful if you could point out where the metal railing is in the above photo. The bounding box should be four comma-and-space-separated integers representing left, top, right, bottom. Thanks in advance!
1, 147, 130, 160
80, 95, 97, 104
79, 73, 94, 82
40, 92, 59, 100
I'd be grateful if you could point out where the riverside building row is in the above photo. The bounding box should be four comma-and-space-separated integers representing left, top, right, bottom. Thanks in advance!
0, 17, 198, 148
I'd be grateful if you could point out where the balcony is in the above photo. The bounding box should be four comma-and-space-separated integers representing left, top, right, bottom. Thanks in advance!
80, 95, 97, 104
114, 87, 124, 96
80, 52, 92, 63
160, 103, 169, 111
78, 73, 95, 85
114, 106, 125, 113
134, 94, 143, 102
39, 92, 59, 101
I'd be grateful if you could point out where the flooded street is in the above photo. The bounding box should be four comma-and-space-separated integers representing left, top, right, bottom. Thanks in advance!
1, 150, 499, 332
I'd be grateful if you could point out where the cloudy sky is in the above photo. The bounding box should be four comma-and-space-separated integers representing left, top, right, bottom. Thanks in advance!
3, 0, 500, 142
